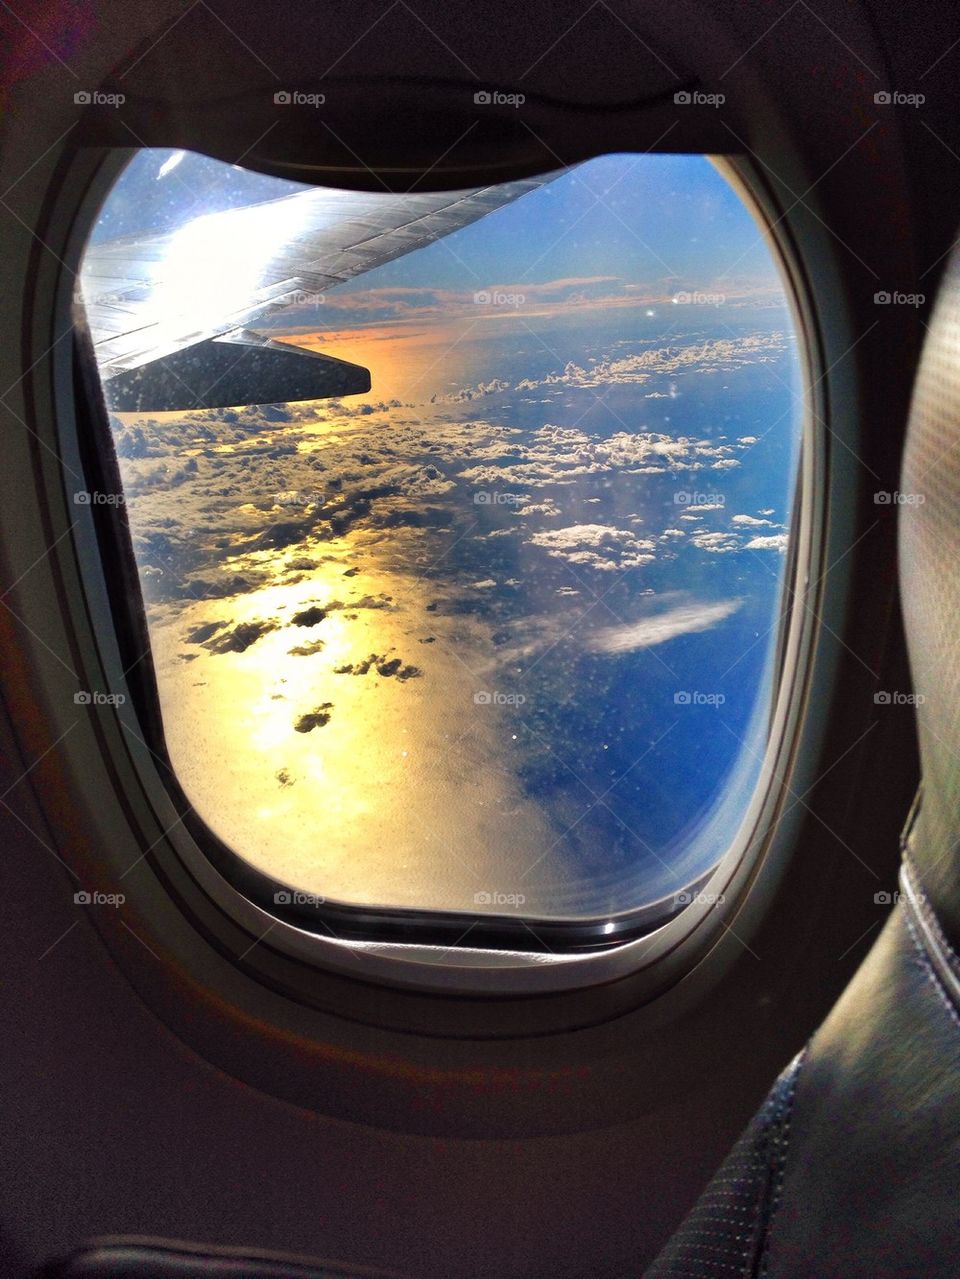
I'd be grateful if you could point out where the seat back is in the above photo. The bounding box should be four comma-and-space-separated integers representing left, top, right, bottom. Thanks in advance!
644, 245, 960, 1277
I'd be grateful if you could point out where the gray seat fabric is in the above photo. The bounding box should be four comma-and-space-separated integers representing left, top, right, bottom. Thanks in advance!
643, 1054, 804, 1277
899, 252, 960, 954
645, 239, 960, 1276
645, 874, 960, 1277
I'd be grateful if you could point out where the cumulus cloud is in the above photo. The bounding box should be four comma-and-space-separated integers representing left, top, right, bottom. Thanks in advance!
202, 619, 278, 653
112, 324, 793, 614
456, 421, 750, 491
527, 523, 656, 572
512, 333, 788, 392
744, 533, 789, 551
432, 378, 511, 404
516, 499, 561, 517
690, 531, 741, 554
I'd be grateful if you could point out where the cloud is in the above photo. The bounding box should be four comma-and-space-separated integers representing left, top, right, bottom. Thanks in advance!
456, 420, 751, 490
272, 278, 784, 340
111, 326, 793, 608
690, 531, 741, 554
588, 599, 743, 653
516, 499, 560, 517
480, 594, 743, 672
744, 533, 789, 551
288, 638, 326, 656
433, 378, 511, 404
513, 332, 788, 392
294, 704, 333, 732
333, 653, 421, 679
202, 618, 278, 653
527, 523, 656, 572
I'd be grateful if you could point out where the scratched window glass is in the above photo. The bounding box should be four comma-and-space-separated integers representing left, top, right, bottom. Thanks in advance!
79, 149, 802, 923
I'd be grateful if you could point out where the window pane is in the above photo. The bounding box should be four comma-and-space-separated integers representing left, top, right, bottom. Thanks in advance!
81, 149, 802, 926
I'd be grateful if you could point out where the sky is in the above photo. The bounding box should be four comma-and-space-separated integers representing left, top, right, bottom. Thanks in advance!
331, 152, 779, 298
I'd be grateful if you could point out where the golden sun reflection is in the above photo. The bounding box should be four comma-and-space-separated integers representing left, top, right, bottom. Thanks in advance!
149, 529, 568, 914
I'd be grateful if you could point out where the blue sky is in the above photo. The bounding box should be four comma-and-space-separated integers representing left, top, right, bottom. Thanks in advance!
334, 153, 780, 296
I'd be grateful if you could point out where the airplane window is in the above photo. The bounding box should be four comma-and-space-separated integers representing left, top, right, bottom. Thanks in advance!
77, 148, 803, 939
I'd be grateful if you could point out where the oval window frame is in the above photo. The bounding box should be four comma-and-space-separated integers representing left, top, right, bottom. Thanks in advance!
40, 144, 825, 1015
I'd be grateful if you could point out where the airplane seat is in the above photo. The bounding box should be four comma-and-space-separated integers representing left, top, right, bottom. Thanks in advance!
643, 245, 960, 1275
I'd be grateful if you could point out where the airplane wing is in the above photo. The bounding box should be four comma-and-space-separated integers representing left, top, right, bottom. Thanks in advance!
78, 176, 549, 411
